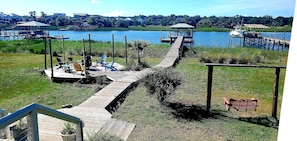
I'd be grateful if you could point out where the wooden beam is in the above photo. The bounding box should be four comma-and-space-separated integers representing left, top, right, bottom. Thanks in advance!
44, 37, 47, 69
205, 63, 286, 69
272, 67, 280, 118
207, 65, 213, 112
49, 38, 53, 80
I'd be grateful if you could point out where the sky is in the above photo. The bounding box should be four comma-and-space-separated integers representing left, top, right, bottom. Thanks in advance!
0, 0, 295, 17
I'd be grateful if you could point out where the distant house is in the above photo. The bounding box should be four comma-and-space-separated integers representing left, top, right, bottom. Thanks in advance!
0, 13, 21, 24
54, 13, 66, 17
137, 17, 146, 24
124, 18, 132, 21
73, 13, 89, 19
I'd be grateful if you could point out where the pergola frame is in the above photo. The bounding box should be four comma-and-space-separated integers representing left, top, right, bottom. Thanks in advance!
205, 63, 286, 118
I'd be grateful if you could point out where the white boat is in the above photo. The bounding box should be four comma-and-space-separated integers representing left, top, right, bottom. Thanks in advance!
230, 25, 244, 37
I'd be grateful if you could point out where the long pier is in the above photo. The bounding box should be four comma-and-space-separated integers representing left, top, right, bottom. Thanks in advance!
0, 36, 185, 141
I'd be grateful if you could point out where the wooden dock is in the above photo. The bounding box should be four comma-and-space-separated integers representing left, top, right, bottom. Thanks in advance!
263, 37, 290, 50
229, 31, 290, 50
35, 36, 185, 141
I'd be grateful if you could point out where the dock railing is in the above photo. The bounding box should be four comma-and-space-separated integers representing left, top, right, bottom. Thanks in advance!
0, 103, 84, 141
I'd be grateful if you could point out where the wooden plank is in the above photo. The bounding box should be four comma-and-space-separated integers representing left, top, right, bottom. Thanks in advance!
205, 63, 286, 69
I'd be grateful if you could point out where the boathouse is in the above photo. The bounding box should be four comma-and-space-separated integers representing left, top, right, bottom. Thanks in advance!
16, 21, 49, 39
161, 23, 194, 44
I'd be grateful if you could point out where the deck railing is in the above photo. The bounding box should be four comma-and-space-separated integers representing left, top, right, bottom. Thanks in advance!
0, 103, 83, 141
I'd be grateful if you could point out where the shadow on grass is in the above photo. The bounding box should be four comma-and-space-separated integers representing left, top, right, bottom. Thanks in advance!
238, 116, 279, 129
165, 101, 223, 121
165, 101, 279, 129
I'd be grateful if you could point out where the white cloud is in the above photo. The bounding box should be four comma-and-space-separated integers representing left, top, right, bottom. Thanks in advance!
91, 0, 100, 4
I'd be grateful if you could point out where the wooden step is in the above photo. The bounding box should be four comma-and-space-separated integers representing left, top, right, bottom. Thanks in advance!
100, 118, 135, 141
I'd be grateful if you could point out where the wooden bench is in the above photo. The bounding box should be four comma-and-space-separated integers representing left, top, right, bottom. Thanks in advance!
224, 98, 258, 111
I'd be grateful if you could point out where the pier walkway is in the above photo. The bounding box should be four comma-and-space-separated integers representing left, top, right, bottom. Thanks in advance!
262, 37, 290, 50
37, 36, 185, 141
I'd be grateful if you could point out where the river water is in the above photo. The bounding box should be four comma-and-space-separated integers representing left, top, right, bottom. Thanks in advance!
49, 30, 291, 48
2, 30, 291, 48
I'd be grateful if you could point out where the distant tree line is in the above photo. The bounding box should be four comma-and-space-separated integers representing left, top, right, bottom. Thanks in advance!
1, 11, 293, 29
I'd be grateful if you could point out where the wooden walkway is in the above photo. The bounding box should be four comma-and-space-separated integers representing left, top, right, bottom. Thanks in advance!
36, 36, 185, 141
263, 37, 290, 50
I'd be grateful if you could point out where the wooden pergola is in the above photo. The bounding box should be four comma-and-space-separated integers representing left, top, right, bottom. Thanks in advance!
205, 63, 286, 118
169, 23, 194, 38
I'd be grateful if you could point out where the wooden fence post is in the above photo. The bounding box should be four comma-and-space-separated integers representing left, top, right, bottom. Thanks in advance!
207, 65, 213, 112
272, 67, 280, 118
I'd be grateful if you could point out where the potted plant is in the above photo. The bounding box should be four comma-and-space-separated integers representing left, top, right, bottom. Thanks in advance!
11, 119, 27, 141
60, 122, 76, 141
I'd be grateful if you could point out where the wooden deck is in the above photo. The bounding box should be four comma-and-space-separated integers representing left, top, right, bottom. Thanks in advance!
22, 36, 185, 141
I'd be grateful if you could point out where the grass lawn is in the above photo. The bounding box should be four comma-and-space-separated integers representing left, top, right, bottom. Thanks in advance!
112, 49, 286, 140
0, 40, 287, 140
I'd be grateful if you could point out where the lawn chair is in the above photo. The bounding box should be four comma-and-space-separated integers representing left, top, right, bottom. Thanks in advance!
224, 98, 258, 111
73, 62, 84, 75
98, 54, 107, 66
104, 61, 117, 71
56, 57, 65, 69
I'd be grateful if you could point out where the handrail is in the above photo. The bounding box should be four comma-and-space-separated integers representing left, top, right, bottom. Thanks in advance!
0, 103, 83, 141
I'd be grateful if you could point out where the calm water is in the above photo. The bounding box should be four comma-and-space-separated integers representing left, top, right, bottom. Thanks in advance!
3, 30, 291, 48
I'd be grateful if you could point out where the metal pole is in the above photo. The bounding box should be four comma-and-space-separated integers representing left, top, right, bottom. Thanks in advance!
207, 66, 213, 112
272, 67, 280, 118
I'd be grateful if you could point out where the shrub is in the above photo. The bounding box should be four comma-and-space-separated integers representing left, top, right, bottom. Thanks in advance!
143, 68, 184, 104
88, 132, 123, 141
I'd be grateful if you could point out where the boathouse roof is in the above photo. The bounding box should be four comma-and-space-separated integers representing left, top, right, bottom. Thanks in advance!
244, 24, 269, 29
170, 23, 194, 29
16, 21, 50, 27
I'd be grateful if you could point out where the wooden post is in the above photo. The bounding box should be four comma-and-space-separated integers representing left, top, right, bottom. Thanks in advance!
44, 37, 47, 69
124, 36, 128, 67
82, 39, 86, 77
207, 65, 213, 112
112, 34, 115, 62
49, 38, 53, 80
27, 110, 39, 141
88, 33, 91, 55
62, 36, 65, 63
272, 67, 280, 118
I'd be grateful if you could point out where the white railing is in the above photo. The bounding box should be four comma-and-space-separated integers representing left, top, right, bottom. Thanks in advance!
0, 103, 83, 141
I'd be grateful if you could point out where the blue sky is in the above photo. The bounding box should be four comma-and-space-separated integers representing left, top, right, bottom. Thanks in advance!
0, 0, 295, 17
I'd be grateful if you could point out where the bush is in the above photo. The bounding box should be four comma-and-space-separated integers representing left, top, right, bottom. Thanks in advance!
88, 132, 123, 141
143, 68, 184, 104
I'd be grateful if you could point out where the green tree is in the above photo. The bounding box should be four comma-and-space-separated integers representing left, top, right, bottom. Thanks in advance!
56, 17, 65, 26
87, 17, 97, 25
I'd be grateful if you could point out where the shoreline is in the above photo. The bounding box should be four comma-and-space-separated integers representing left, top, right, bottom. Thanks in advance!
45, 25, 292, 32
